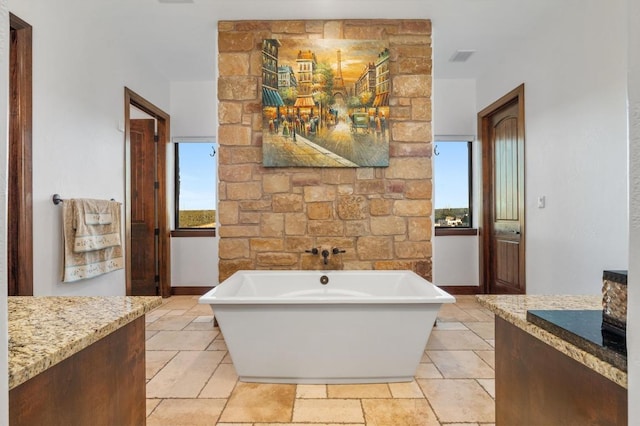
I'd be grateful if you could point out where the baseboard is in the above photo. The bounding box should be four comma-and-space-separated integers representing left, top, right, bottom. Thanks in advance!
438, 285, 482, 295
171, 286, 214, 296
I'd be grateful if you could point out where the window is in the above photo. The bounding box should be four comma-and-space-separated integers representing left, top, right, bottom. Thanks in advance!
174, 140, 217, 230
434, 140, 472, 230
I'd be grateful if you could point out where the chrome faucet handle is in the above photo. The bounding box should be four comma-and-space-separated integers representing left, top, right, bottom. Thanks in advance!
332, 248, 346, 255
305, 248, 319, 255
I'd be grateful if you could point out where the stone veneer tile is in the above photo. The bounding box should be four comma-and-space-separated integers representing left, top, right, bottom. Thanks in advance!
146, 315, 197, 331
464, 308, 496, 322
192, 315, 214, 323
165, 309, 188, 316
434, 321, 468, 331
183, 320, 216, 331
464, 321, 495, 340
146, 330, 218, 351
221, 352, 233, 364
217, 19, 433, 275
146, 398, 161, 417
219, 383, 296, 423
146, 309, 169, 322
414, 362, 442, 379
199, 363, 238, 398
426, 330, 493, 351
186, 303, 215, 316
145, 316, 159, 324
362, 399, 440, 426
418, 379, 495, 423
161, 297, 199, 310
296, 384, 327, 398
477, 378, 496, 399
437, 305, 478, 322
445, 424, 481, 426
327, 383, 391, 398
146, 351, 224, 398
145, 350, 177, 380
388, 380, 425, 398
144, 297, 500, 424
292, 399, 364, 423
221, 352, 233, 363
427, 350, 494, 379
216, 424, 252, 426
475, 350, 495, 369
207, 339, 227, 351
260, 424, 364, 426
147, 398, 226, 426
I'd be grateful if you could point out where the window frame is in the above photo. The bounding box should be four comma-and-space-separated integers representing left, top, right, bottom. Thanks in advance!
433, 137, 476, 236
172, 137, 217, 237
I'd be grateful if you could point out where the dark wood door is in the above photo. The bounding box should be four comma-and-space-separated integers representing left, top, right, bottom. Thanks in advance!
480, 85, 526, 294
130, 119, 157, 295
8, 14, 33, 296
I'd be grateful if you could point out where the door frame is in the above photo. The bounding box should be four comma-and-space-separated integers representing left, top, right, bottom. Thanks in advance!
478, 84, 526, 294
124, 87, 171, 297
8, 14, 33, 296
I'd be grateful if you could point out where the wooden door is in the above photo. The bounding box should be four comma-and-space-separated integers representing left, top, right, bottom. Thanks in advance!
125, 88, 171, 297
130, 119, 157, 295
8, 14, 33, 296
479, 85, 526, 294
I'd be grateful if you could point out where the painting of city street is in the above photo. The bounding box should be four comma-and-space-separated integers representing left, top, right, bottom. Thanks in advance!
261, 38, 390, 167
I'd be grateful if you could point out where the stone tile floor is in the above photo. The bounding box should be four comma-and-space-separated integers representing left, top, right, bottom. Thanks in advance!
145, 295, 496, 426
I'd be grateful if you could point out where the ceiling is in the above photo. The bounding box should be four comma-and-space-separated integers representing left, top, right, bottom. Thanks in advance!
106, 0, 561, 82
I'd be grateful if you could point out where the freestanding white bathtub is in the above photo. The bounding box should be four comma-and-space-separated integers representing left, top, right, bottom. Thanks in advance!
199, 270, 455, 384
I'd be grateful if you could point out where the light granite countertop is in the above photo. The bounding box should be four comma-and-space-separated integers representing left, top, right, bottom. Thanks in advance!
8, 296, 161, 390
476, 294, 627, 389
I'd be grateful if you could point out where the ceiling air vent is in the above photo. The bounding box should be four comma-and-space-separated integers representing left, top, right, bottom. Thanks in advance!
449, 50, 476, 63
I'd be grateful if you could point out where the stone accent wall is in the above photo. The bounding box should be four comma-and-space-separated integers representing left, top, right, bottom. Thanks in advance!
217, 19, 433, 281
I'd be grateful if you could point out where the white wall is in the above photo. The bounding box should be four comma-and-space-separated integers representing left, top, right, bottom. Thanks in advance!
170, 81, 219, 287
433, 79, 477, 136
476, 1, 629, 295
0, 1, 9, 423
627, 0, 640, 421
170, 81, 216, 137
171, 237, 218, 287
432, 234, 479, 286
432, 78, 479, 286
9, 0, 170, 296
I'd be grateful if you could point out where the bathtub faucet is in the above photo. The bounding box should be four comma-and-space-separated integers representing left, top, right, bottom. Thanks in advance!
321, 249, 330, 265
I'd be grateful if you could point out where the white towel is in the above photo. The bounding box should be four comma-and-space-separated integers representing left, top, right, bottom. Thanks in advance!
84, 212, 112, 225
72, 199, 121, 252
62, 199, 124, 282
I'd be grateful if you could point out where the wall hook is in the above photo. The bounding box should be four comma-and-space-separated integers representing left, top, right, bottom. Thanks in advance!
434, 144, 440, 156
210, 146, 216, 157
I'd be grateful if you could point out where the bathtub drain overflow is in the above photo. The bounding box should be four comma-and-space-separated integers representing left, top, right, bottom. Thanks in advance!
320, 275, 329, 285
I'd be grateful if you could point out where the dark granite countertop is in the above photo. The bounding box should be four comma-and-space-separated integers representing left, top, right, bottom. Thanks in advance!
526, 309, 627, 372
477, 295, 627, 389
603, 270, 627, 285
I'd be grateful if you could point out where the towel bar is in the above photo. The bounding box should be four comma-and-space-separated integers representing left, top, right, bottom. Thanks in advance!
52, 194, 116, 205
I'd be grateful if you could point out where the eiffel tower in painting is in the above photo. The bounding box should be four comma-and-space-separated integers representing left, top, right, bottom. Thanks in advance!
333, 49, 347, 101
